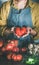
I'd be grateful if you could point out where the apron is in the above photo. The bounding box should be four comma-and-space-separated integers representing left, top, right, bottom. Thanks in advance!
7, 6, 34, 48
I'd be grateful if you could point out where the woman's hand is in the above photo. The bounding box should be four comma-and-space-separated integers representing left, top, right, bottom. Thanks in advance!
11, 27, 37, 38
13, 27, 28, 38
3, 27, 15, 36
27, 27, 37, 36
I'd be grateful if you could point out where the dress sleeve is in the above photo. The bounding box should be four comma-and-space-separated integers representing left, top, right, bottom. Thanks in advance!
0, 1, 10, 36
29, 0, 39, 40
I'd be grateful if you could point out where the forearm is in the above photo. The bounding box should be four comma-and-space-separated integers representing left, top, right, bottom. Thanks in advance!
0, 20, 6, 26
0, 25, 7, 36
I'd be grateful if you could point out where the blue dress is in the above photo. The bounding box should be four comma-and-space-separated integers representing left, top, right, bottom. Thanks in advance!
7, 6, 33, 28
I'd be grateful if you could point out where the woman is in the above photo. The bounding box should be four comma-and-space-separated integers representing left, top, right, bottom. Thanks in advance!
0, 0, 39, 42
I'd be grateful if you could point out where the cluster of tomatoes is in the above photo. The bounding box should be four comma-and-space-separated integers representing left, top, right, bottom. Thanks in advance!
0, 39, 27, 61
2, 40, 27, 52
14, 27, 27, 37
0, 27, 27, 61
7, 53, 23, 61
1, 40, 18, 52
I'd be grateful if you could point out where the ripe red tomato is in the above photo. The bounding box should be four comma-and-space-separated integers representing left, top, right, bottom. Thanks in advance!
21, 27, 27, 35
15, 27, 27, 37
6, 40, 19, 51
12, 47, 19, 52
15, 27, 20, 33
6, 43, 14, 51
13, 56, 17, 61
7, 54, 12, 60
12, 54, 23, 61
21, 47, 27, 52
15, 27, 22, 37
0, 41, 3, 48
17, 54, 23, 61
12, 54, 17, 61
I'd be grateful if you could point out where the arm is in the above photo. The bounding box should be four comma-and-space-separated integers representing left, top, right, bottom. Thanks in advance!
0, 1, 10, 36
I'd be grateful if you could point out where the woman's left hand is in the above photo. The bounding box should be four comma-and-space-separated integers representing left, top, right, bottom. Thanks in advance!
27, 27, 37, 36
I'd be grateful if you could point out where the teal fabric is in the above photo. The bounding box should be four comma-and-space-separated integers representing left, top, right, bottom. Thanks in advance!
6, 6, 34, 48
7, 6, 33, 28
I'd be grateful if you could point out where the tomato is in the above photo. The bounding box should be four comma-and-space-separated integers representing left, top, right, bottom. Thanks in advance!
17, 54, 23, 61
9, 43, 15, 47
6, 43, 13, 51
15, 27, 20, 34
6, 39, 19, 51
12, 54, 23, 61
12, 47, 19, 52
0, 41, 3, 48
6, 40, 18, 51
12, 54, 17, 61
15, 27, 27, 37
13, 55, 17, 61
15, 27, 22, 37
21, 47, 27, 52
21, 27, 27, 35
7, 54, 12, 60
16, 30, 21, 37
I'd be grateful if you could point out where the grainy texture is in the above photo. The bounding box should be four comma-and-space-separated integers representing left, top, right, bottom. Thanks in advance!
0, 0, 39, 40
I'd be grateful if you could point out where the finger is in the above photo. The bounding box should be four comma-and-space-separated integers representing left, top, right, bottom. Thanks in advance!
30, 29, 37, 36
